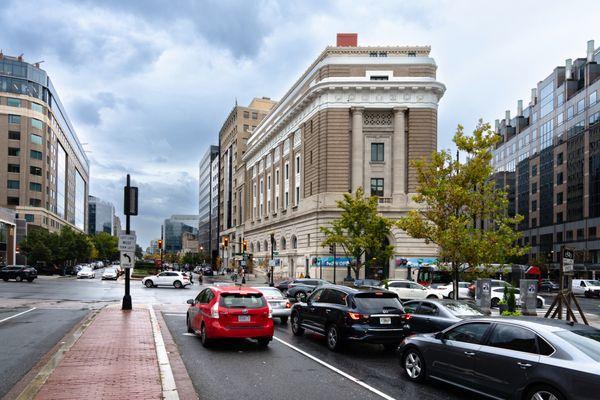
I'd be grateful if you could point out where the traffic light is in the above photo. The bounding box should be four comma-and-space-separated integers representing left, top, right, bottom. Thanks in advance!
329, 244, 335, 254
242, 240, 247, 252
223, 237, 229, 247
157, 239, 163, 250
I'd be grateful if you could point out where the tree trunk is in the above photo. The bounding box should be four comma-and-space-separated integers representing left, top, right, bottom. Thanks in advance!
452, 261, 460, 300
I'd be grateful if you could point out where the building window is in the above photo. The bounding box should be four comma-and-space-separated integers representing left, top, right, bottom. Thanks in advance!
8, 114, 21, 124
7, 98, 21, 107
567, 105, 574, 120
371, 143, 384, 162
285, 163, 289, 180
280, 237, 286, 250
532, 236, 537, 246
556, 152, 563, 165
556, 192, 563, 205
369, 52, 378, 57
7, 197, 19, 205
8, 147, 20, 156
30, 150, 42, 160
291, 236, 297, 249
29, 198, 41, 207
251, 112, 258, 120
531, 182, 537, 194
557, 212, 563, 224
295, 155, 300, 174
531, 200, 537, 212
295, 186, 300, 204
531, 218, 537, 228
30, 182, 42, 192
7, 180, 20, 189
577, 229, 584, 240
31, 102, 43, 113
577, 98, 585, 114
243, 111, 249, 119
556, 232, 563, 243
24, 214, 34, 223
531, 165, 537, 176
285, 191, 289, 208
370, 75, 389, 81
8, 164, 20, 173
591, 91, 598, 107
30, 166, 42, 176
9, 131, 20, 140
590, 227, 597, 239
30, 134, 42, 145
31, 118, 43, 130
566, 230, 573, 241
557, 172, 563, 185
370, 178, 384, 197
307, 234, 310, 247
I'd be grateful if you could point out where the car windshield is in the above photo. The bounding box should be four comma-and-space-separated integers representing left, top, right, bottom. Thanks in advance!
104, 268, 116, 273
353, 293, 403, 313
219, 293, 266, 309
260, 288, 284, 299
555, 329, 600, 362
586, 280, 600, 286
81, 267, 92, 272
444, 302, 484, 316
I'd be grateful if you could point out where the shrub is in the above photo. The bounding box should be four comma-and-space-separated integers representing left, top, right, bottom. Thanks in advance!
507, 287, 517, 312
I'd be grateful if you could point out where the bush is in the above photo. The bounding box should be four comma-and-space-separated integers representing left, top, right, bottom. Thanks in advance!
507, 287, 517, 312
501, 310, 522, 317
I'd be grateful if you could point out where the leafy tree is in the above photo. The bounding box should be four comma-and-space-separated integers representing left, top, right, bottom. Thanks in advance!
396, 121, 527, 299
91, 232, 119, 261
19, 228, 53, 266
135, 244, 143, 260
321, 187, 394, 279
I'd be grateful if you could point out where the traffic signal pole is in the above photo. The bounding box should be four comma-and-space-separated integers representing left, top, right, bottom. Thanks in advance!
122, 174, 134, 310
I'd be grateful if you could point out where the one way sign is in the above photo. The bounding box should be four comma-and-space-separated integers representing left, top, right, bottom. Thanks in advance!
120, 251, 135, 269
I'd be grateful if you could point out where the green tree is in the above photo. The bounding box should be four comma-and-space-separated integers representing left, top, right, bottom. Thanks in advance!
321, 187, 394, 280
91, 232, 119, 261
135, 244, 143, 260
19, 228, 53, 266
396, 121, 527, 299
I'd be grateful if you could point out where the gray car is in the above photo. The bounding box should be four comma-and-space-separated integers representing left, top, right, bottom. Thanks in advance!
399, 317, 600, 400
402, 299, 484, 335
256, 287, 291, 324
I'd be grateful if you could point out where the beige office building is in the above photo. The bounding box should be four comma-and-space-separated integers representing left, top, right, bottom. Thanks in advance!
242, 34, 445, 281
219, 97, 277, 268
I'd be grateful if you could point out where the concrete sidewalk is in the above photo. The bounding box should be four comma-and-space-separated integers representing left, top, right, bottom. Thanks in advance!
33, 308, 162, 400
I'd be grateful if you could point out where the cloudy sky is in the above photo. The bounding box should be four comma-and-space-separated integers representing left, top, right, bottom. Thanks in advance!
2, 0, 600, 247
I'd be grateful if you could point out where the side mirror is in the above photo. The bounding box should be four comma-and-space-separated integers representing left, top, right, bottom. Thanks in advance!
186, 299, 195, 305
434, 331, 445, 341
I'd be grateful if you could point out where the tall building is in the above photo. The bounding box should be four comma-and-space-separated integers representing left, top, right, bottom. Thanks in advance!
113, 215, 121, 236
198, 145, 219, 260
492, 40, 600, 276
0, 54, 89, 232
0, 206, 16, 265
87, 195, 115, 235
219, 97, 277, 269
164, 215, 200, 253
242, 33, 445, 281
210, 151, 220, 263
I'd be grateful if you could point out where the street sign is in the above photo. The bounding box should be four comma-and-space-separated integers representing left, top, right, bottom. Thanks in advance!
562, 248, 574, 275
119, 232, 136, 252
120, 251, 135, 269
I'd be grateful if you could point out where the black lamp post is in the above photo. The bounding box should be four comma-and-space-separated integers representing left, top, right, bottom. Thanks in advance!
269, 233, 275, 287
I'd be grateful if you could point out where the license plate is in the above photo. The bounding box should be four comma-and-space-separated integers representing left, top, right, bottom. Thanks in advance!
238, 315, 250, 322
380, 317, 391, 324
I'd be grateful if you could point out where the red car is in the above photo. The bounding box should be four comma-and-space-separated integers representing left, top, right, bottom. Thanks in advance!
186, 286, 274, 347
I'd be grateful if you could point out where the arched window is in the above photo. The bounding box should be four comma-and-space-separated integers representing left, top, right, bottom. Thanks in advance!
250, 242, 254, 253
280, 236, 287, 250
291, 235, 297, 249
257, 241, 261, 252
264, 240, 269, 252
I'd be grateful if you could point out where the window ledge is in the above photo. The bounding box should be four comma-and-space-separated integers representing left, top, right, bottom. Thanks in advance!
369, 160, 385, 165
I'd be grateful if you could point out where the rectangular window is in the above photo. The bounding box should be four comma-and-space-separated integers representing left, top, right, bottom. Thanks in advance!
557, 152, 563, 165
243, 111, 249, 118
30, 166, 42, 176
532, 236, 537, 246
7, 98, 21, 107
557, 212, 564, 224
7, 180, 20, 189
531, 200, 537, 212
557, 92, 564, 107
285, 163, 289, 180
295, 186, 300, 203
8, 164, 20, 173
275, 169, 279, 183
295, 156, 300, 174
370, 76, 389, 81
557, 172, 563, 184
577, 98, 585, 114
30, 134, 42, 145
8, 114, 21, 124
577, 229, 585, 240
243, 124, 249, 131
557, 232, 563, 243
591, 91, 598, 107
30, 182, 42, 192
285, 191, 289, 208
557, 112, 564, 126
370, 178, 384, 197
531, 218, 537, 228
24, 214, 34, 222
590, 227, 597, 239
29, 198, 41, 207
567, 230, 573, 241
531, 182, 537, 194
31, 102, 43, 113
7, 197, 19, 205
30, 150, 43, 160
251, 112, 258, 120
567, 106, 574, 120
557, 192, 563, 205
8, 147, 20, 156
531, 165, 537, 176
31, 118, 43, 130
371, 143, 384, 162
9, 131, 20, 140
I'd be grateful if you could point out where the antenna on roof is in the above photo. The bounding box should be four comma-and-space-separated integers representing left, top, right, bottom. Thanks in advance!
34, 60, 45, 68
18, 53, 24, 61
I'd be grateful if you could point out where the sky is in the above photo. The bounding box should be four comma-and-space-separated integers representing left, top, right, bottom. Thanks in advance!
2, 0, 600, 248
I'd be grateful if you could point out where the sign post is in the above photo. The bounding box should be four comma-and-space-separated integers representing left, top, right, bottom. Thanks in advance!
121, 174, 138, 311
476, 279, 491, 315
520, 279, 538, 316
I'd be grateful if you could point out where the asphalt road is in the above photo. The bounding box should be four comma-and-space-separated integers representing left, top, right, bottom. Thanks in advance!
0, 307, 89, 398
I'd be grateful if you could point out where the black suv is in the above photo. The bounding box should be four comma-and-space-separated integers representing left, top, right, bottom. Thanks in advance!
286, 278, 329, 302
290, 285, 407, 351
1, 265, 37, 282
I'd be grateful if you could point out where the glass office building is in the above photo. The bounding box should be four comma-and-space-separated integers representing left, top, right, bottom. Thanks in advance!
164, 215, 200, 253
198, 145, 219, 257
88, 195, 115, 235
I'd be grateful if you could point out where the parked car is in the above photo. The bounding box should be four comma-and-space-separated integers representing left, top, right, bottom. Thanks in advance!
286, 278, 329, 302
202, 266, 214, 276
399, 317, 600, 400
468, 279, 511, 298
101, 267, 118, 280
256, 286, 291, 324
186, 286, 273, 347
539, 279, 560, 292
572, 279, 600, 298
275, 279, 293, 294
77, 267, 95, 279
142, 271, 190, 288
402, 299, 484, 335
384, 280, 443, 301
490, 287, 545, 308
353, 279, 382, 288
290, 285, 408, 351
433, 282, 471, 299
0, 265, 37, 282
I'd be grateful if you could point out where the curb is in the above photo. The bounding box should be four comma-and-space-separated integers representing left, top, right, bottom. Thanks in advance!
149, 305, 180, 400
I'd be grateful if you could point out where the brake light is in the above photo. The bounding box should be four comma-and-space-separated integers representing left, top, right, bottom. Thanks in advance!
211, 302, 219, 319
285, 301, 291, 308
347, 312, 369, 321
402, 313, 412, 321
267, 304, 272, 318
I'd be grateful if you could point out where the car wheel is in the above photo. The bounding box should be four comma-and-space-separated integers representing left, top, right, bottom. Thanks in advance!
200, 324, 211, 347
291, 312, 304, 336
173, 280, 183, 289
326, 324, 343, 351
15, 275, 22, 282
537, 298, 543, 308
257, 337, 271, 347
402, 348, 426, 382
585, 291, 591, 298
525, 385, 565, 400
491, 297, 500, 308
2, 277, 9, 282
383, 343, 400, 352
426, 294, 438, 299
295, 291, 306, 302
280, 316, 288, 324
448, 291, 454, 299
186, 316, 194, 334
145, 280, 154, 288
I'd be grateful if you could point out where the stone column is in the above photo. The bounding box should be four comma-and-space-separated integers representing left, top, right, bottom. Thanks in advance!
393, 107, 407, 195
351, 107, 364, 192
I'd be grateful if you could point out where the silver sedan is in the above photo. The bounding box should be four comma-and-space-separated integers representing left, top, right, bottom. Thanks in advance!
256, 286, 292, 324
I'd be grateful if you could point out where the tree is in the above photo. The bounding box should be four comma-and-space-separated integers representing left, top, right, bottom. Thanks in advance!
19, 228, 53, 266
321, 187, 394, 280
135, 244, 143, 260
396, 121, 528, 299
91, 232, 119, 261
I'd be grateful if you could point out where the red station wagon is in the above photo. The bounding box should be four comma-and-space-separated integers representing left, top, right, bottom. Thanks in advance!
186, 286, 274, 347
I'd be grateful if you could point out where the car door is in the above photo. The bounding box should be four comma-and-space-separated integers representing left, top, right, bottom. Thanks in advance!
318, 289, 347, 330
414, 302, 447, 332
426, 322, 491, 388
388, 282, 410, 299
189, 290, 206, 330
402, 301, 421, 332
197, 290, 214, 328
303, 288, 325, 332
410, 282, 428, 299
473, 323, 541, 398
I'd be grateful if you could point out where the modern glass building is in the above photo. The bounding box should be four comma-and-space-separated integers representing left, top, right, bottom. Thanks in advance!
198, 145, 219, 258
0, 54, 89, 233
88, 195, 115, 235
492, 40, 600, 277
164, 215, 200, 253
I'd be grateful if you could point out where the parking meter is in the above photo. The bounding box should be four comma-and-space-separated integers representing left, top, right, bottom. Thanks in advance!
520, 279, 538, 316
476, 279, 491, 315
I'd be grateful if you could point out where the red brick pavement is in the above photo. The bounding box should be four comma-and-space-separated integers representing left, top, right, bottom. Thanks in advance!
34, 308, 161, 400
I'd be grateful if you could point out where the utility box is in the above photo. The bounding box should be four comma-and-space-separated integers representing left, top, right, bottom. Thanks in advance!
520, 279, 538, 316
476, 279, 492, 315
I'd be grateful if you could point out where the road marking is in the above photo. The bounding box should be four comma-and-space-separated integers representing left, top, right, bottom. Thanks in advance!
149, 305, 179, 400
182, 333, 195, 336
0, 307, 36, 323
164, 313, 186, 316
273, 336, 396, 400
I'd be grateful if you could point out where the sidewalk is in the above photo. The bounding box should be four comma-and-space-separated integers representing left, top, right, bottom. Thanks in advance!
33, 308, 162, 400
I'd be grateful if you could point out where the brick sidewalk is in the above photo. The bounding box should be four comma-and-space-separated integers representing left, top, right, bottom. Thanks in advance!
34, 308, 161, 400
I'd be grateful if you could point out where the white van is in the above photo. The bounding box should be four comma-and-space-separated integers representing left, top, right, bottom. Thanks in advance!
572, 279, 600, 298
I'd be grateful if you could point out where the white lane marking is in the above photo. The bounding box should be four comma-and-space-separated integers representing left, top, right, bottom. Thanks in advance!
149, 305, 179, 400
164, 313, 186, 316
273, 336, 396, 400
182, 333, 195, 336
0, 307, 36, 324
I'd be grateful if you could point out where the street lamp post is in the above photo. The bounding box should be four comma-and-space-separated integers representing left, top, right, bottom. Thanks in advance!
270, 233, 275, 286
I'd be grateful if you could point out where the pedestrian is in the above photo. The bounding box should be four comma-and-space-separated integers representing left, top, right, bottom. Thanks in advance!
241, 269, 246, 284
266, 270, 270, 284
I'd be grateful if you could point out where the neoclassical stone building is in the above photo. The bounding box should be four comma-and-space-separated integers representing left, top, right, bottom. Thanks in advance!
242, 34, 445, 281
